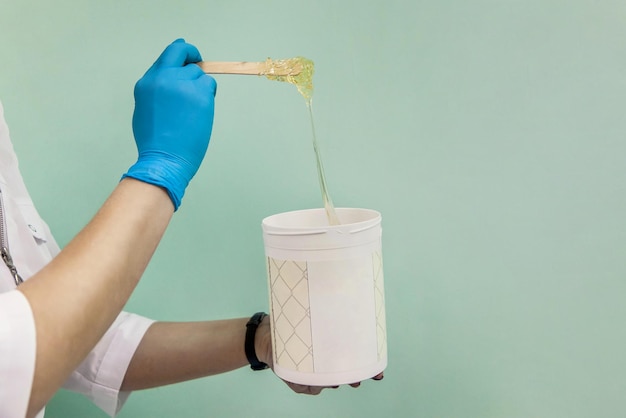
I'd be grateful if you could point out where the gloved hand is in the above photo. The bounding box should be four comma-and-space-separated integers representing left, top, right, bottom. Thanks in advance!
122, 38, 217, 210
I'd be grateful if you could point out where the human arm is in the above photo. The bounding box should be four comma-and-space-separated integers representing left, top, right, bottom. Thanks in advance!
120, 315, 383, 394
121, 318, 252, 389
18, 179, 172, 416
17, 39, 216, 417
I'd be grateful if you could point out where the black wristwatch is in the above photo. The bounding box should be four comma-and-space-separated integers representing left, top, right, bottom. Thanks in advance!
245, 312, 269, 371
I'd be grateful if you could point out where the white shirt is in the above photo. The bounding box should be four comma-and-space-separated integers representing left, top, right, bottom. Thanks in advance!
0, 100, 154, 417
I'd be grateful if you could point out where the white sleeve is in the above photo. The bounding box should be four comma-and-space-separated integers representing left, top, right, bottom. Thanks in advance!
0, 290, 37, 418
62, 311, 155, 417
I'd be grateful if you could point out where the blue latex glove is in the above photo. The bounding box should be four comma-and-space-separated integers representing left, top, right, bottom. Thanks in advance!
122, 39, 217, 210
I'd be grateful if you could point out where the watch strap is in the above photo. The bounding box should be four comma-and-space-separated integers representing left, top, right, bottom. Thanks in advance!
245, 312, 269, 371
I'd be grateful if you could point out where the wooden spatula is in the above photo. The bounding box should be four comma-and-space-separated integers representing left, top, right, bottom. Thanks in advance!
197, 59, 303, 76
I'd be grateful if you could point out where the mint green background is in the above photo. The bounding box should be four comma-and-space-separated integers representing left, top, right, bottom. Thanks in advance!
1, 1, 625, 417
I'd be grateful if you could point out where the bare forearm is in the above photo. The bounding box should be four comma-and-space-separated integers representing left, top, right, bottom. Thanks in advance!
121, 316, 271, 390
121, 315, 384, 397
19, 178, 173, 416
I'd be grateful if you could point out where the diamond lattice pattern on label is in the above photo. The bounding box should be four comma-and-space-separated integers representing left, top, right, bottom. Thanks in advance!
373, 251, 387, 360
268, 258, 314, 372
